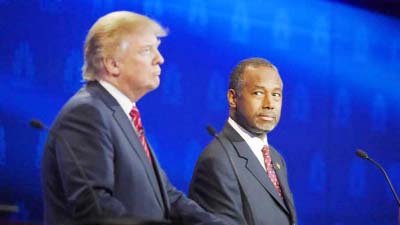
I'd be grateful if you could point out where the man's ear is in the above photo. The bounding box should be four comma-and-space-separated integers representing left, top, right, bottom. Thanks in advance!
227, 89, 237, 108
102, 56, 120, 76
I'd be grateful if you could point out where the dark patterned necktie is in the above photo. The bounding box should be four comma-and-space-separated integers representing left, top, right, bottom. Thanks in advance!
262, 145, 283, 198
129, 106, 152, 163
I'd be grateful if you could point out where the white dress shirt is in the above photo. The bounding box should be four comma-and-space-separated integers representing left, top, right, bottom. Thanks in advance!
228, 117, 268, 170
99, 80, 138, 132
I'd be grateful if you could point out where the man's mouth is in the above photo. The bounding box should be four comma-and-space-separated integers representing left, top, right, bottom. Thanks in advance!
258, 114, 275, 121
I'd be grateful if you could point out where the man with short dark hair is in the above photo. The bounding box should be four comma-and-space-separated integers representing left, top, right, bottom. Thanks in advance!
190, 58, 297, 225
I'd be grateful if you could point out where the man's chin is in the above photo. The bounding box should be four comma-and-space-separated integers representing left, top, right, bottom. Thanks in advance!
252, 125, 275, 135
148, 80, 160, 91
248, 127, 269, 136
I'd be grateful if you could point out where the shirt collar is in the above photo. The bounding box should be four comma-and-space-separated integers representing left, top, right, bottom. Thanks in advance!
228, 117, 268, 148
98, 80, 135, 117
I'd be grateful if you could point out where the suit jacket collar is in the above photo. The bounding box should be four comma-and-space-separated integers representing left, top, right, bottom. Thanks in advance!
221, 122, 292, 216
147, 142, 171, 217
85, 81, 168, 214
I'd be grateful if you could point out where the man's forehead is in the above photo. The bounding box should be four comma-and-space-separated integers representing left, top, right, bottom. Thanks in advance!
243, 67, 281, 79
121, 34, 159, 50
130, 32, 161, 44
242, 69, 283, 87
244, 65, 276, 74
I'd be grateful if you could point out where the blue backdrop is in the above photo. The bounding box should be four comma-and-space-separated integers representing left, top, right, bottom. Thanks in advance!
1, 0, 399, 224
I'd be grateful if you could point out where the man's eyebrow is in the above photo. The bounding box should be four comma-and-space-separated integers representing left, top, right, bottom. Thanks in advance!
141, 40, 161, 48
252, 85, 282, 90
253, 85, 264, 89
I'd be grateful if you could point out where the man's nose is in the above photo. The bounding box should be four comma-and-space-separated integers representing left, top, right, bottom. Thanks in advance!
154, 49, 164, 65
263, 95, 274, 109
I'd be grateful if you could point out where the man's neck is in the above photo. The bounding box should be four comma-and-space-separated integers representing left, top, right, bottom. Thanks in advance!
228, 117, 267, 143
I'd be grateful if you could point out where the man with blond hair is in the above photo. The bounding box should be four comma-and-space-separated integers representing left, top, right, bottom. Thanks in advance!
42, 11, 224, 225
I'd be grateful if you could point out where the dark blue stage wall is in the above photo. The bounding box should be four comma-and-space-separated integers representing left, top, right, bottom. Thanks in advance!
1, 0, 399, 224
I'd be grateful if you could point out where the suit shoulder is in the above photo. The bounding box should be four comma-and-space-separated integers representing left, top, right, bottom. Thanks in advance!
193, 138, 235, 176
65, 85, 106, 109
51, 86, 111, 130
192, 138, 237, 182
199, 138, 229, 160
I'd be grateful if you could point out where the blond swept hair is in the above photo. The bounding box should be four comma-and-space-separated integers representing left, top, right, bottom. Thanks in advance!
82, 11, 167, 81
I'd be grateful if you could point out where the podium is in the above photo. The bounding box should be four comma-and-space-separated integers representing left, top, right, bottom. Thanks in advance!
0, 205, 18, 216
78, 216, 171, 225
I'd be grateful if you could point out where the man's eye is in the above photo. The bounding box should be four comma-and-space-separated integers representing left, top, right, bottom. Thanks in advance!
254, 91, 263, 96
273, 93, 282, 97
140, 48, 151, 54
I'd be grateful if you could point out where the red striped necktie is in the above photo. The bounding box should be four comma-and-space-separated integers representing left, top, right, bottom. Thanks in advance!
129, 106, 152, 163
262, 145, 283, 198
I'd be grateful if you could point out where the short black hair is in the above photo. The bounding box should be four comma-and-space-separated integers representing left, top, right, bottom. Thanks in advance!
228, 57, 278, 94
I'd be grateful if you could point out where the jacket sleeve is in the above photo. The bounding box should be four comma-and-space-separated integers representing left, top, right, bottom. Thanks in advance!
157, 168, 228, 225
189, 140, 248, 225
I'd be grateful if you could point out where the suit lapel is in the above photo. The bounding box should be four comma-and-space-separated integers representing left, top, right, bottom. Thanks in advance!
233, 141, 288, 212
112, 107, 165, 210
223, 123, 289, 213
88, 81, 165, 210
147, 142, 171, 218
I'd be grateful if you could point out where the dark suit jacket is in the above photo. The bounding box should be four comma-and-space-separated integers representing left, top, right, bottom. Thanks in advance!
189, 123, 297, 225
42, 81, 223, 225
